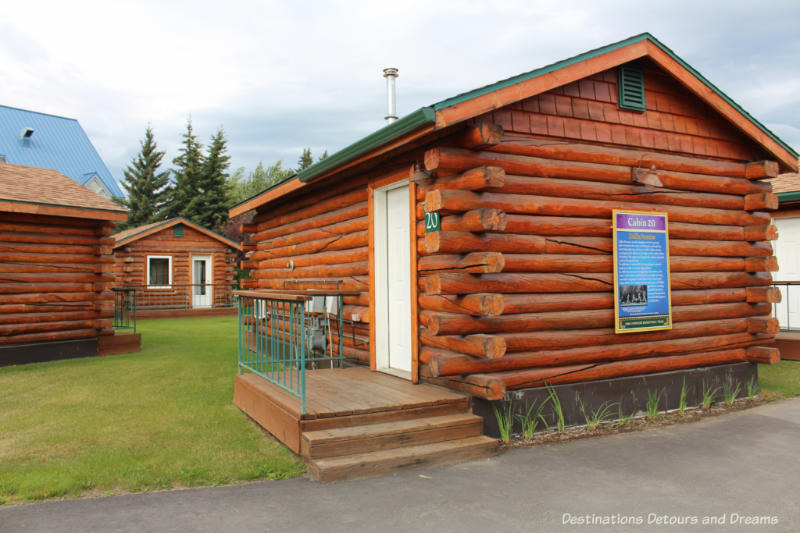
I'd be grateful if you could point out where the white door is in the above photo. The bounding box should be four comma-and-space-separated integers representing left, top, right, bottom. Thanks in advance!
374, 182, 412, 377
773, 217, 800, 329
192, 255, 212, 308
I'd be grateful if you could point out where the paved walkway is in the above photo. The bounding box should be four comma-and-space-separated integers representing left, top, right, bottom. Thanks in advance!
2, 399, 799, 533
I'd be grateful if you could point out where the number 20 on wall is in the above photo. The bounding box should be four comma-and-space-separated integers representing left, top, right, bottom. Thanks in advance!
425, 211, 441, 233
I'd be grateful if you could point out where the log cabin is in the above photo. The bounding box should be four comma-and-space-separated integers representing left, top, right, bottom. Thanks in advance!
230, 33, 797, 478
112, 217, 242, 318
0, 161, 128, 366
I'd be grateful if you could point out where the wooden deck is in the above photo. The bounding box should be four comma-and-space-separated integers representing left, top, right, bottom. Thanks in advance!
233, 367, 497, 481
774, 332, 800, 361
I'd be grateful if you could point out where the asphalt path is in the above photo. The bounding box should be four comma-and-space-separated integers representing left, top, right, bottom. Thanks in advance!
2, 398, 798, 533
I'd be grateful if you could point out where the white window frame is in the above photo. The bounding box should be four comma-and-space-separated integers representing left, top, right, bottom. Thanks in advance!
146, 255, 173, 289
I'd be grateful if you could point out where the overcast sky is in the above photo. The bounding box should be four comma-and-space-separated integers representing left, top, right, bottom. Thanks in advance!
2, 0, 799, 189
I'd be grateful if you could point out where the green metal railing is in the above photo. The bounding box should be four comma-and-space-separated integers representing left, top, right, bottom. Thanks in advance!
112, 287, 137, 333
235, 290, 354, 414
122, 283, 238, 310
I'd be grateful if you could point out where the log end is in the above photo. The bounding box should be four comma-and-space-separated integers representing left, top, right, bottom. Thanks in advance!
746, 346, 780, 364
745, 160, 779, 180
747, 317, 779, 335
423, 190, 444, 213
424, 148, 442, 172
746, 286, 782, 304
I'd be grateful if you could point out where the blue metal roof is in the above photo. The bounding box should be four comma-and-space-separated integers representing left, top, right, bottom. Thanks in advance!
0, 105, 123, 197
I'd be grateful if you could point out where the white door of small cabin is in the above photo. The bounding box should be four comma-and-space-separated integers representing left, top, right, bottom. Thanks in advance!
192, 255, 212, 308
374, 181, 412, 378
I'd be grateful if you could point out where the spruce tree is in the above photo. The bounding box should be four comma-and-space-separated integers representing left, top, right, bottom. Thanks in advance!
164, 119, 203, 220
297, 148, 314, 171
193, 128, 231, 229
117, 126, 170, 229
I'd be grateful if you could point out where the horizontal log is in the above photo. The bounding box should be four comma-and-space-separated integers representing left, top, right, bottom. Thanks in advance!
0, 303, 94, 314
249, 231, 368, 261
746, 286, 781, 303
747, 317, 780, 335
418, 293, 504, 316
329, 332, 370, 351
416, 166, 505, 198
423, 272, 612, 295
420, 302, 771, 336
418, 252, 505, 274
502, 317, 750, 352
489, 137, 776, 180
420, 231, 611, 255
256, 247, 368, 270
0, 327, 98, 346
253, 261, 369, 280
497, 175, 743, 210
255, 216, 368, 251
0, 220, 98, 236
247, 186, 367, 232
0, 232, 113, 247
342, 305, 369, 323
746, 346, 780, 364
247, 201, 367, 242
421, 374, 506, 401
0, 292, 113, 305
499, 254, 776, 273
0, 273, 112, 284
425, 189, 769, 226
425, 147, 769, 195
0, 310, 99, 325
493, 288, 748, 315
0, 242, 101, 255
459, 123, 504, 150
465, 348, 748, 395
415, 209, 508, 236
0, 318, 101, 337
255, 277, 369, 292
744, 193, 779, 211
342, 292, 370, 307
429, 333, 763, 377
419, 328, 506, 358
0, 263, 105, 274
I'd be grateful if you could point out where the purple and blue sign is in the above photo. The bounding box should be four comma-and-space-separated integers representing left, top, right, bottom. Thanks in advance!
613, 210, 672, 333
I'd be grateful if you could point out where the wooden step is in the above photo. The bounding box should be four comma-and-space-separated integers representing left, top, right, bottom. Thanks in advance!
300, 399, 470, 432
302, 413, 484, 459
307, 435, 499, 482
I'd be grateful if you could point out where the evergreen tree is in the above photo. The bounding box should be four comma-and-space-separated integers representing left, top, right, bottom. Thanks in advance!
164, 119, 204, 220
116, 126, 170, 230
297, 148, 314, 171
317, 150, 329, 162
190, 128, 231, 229
228, 160, 293, 205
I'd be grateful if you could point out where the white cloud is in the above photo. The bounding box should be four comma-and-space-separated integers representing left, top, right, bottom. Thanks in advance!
2, 0, 798, 185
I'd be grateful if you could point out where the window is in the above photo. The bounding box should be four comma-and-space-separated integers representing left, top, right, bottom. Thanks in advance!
174, 224, 184, 237
147, 255, 172, 288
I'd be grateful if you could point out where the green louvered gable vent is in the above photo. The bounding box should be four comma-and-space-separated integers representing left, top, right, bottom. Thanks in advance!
174, 224, 184, 237
618, 64, 646, 112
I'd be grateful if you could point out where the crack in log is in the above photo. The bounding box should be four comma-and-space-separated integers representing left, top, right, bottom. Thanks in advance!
562, 273, 613, 286
545, 238, 611, 255
419, 263, 487, 274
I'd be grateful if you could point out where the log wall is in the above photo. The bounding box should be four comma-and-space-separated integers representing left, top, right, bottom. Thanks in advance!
0, 212, 116, 347
416, 123, 780, 400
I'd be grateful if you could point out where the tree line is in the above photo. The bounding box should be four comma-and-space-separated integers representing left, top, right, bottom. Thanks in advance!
115, 121, 326, 232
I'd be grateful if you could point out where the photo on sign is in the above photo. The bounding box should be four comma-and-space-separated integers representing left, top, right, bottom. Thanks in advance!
619, 284, 648, 306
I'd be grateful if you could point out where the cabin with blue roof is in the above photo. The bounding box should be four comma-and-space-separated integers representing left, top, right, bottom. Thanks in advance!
0, 105, 122, 199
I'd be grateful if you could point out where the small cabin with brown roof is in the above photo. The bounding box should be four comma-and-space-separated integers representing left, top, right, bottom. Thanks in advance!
229, 34, 797, 479
0, 161, 128, 366
112, 218, 242, 316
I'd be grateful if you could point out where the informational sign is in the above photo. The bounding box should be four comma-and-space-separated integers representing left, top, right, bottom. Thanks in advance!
612, 210, 672, 333
425, 211, 441, 233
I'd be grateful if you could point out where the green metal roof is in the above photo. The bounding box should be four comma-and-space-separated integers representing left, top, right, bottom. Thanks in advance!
778, 191, 800, 203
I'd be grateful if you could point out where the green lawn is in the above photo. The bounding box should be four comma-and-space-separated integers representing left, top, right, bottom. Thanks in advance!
759, 360, 800, 399
0, 316, 304, 505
